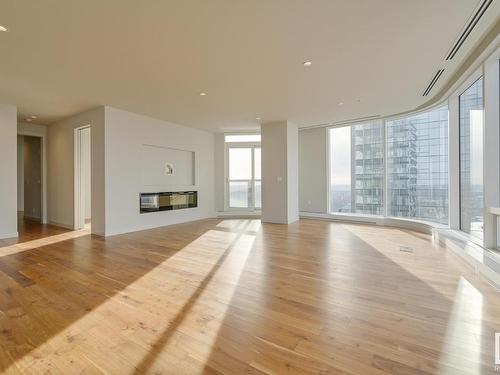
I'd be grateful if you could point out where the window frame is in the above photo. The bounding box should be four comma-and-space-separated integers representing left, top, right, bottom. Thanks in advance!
326, 101, 452, 225
385, 103, 450, 225
458, 76, 485, 239
326, 120, 386, 218
224, 135, 261, 211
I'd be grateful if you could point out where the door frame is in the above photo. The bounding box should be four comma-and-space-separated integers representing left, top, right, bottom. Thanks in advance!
17, 131, 47, 224
74, 125, 91, 230
225, 141, 261, 211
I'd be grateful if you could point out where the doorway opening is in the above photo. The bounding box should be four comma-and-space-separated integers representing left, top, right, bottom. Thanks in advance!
225, 134, 261, 211
74, 126, 91, 230
17, 135, 43, 223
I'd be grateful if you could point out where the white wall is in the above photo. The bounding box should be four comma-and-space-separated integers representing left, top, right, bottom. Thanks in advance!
298, 127, 327, 213
287, 123, 299, 222
261, 120, 299, 224
214, 133, 225, 212
18, 122, 47, 136
104, 107, 215, 236
0, 104, 18, 239
48, 107, 105, 234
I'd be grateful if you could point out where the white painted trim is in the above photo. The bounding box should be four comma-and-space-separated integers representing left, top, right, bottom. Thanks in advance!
455, 66, 484, 98
224, 140, 261, 212
483, 49, 500, 249
299, 211, 447, 234
382, 119, 388, 217
23, 214, 42, 221
49, 220, 77, 230
448, 94, 460, 230
74, 127, 81, 230
17, 130, 47, 224
0, 232, 18, 240
433, 228, 500, 289
216, 211, 261, 218
74, 125, 91, 230
326, 126, 332, 214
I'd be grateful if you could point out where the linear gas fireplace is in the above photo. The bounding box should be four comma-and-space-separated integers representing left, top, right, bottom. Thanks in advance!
140, 191, 197, 213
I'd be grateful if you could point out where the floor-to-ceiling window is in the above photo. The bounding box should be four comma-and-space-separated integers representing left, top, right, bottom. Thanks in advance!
329, 121, 384, 215
225, 134, 261, 210
387, 105, 449, 224
459, 78, 484, 239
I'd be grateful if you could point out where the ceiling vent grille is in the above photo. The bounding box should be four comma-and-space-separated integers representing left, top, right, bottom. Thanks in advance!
399, 246, 414, 253
446, 0, 493, 60
423, 69, 445, 96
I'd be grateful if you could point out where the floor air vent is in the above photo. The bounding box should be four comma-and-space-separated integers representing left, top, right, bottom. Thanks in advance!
446, 0, 493, 61
423, 69, 445, 96
399, 246, 414, 253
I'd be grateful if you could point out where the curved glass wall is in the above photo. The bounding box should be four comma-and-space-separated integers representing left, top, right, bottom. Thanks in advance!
387, 105, 449, 224
329, 106, 449, 224
459, 78, 484, 239
323, 52, 498, 243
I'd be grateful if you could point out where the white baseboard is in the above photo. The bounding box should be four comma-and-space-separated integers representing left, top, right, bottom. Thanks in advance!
0, 232, 18, 240
48, 221, 74, 230
299, 211, 439, 234
216, 211, 261, 219
23, 214, 41, 221
433, 229, 500, 289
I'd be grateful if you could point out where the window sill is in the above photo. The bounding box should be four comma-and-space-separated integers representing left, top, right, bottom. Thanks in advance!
299, 211, 500, 288
433, 228, 500, 289
299, 211, 448, 233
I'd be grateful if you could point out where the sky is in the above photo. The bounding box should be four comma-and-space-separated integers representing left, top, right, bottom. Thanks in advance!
329, 126, 351, 187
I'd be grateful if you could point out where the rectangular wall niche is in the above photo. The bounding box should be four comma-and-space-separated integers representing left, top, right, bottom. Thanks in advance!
140, 144, 195, 186
140, 191, 198, 213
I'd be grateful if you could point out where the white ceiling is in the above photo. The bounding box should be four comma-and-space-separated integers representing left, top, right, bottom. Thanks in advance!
0, 0, 499, 132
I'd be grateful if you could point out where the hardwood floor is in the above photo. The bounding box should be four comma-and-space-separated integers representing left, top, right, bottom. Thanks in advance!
0, 218, 72, 247
0, 218, 499, 374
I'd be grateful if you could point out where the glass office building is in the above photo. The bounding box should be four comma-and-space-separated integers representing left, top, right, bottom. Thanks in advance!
387, 105, 449, 224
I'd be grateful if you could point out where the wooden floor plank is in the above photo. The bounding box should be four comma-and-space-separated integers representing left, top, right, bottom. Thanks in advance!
0, 218, 499, 374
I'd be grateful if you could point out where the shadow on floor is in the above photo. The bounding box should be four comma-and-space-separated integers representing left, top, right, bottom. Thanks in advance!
187, 219, 499, 374
1, 218, 499, 374
0, 218, 226, 373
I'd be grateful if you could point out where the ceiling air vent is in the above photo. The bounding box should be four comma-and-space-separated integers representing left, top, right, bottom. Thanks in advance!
422, 69, 445, 97
399, 246, 414, 253
446, 0, 493, 61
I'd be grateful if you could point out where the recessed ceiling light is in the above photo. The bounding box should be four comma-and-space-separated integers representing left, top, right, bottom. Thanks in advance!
303, 61, 312, 67
31, 115, 37, 119
0, 25, 7, 32
338, 102, 345, 106
199, 92, 207, 96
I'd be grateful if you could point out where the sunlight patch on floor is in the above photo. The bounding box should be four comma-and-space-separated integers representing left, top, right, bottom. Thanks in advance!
0, 227, 91, 257
144, 230, 255, 374
439, 277, 484, 374
341, 224, 453, 296
5, 228, 254, 374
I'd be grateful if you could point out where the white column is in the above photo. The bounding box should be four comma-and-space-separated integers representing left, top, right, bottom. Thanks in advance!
261, 121, 299, 224
0, 104, 18, 239
483, 51, 500, 249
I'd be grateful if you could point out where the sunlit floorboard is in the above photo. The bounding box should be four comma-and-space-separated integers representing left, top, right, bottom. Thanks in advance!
0, 218, 499, 374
